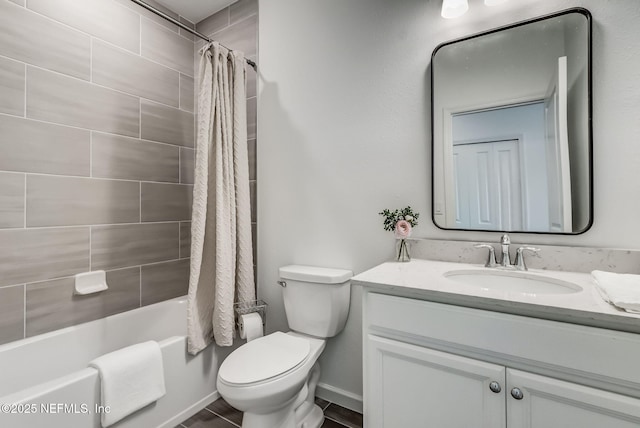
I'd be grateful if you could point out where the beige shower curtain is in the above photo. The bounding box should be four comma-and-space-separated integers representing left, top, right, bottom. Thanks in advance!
187, 42, 255, 354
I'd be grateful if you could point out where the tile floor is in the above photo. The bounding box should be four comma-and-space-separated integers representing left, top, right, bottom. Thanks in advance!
178, 397, 363, 428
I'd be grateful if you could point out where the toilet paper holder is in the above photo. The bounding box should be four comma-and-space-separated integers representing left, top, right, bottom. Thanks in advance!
234, 299, 267, 332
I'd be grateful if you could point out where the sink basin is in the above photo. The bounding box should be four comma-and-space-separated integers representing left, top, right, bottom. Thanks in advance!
444, 270, 582, 295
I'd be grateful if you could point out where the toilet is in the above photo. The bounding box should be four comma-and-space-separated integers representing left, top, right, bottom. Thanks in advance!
217, 265, 352, 428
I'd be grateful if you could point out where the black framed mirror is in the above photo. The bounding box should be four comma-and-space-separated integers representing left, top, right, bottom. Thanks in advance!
431, 8, 592, 234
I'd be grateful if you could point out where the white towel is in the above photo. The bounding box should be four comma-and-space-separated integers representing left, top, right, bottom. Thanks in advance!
89, 341, 166, 427
592, 270, 640, 314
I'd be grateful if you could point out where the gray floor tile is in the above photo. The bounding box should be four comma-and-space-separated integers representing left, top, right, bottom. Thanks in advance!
182, 408, 238, 428
322, 418, 349, 428
206, 398, 243, 426
315, 397, 331, 411
324, 403, 363, 428
180, 397, 362, 428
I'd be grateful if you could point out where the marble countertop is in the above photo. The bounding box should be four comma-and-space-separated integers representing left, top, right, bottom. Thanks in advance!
353, 259, 640, 334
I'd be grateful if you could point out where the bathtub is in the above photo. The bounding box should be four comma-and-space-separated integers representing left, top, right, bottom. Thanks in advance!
0, 298, 219, 428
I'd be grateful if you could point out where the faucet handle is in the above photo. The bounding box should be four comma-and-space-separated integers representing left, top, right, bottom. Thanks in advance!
514, 246, 540, 271
474, 244, 498, 268
500, 234, 511, 245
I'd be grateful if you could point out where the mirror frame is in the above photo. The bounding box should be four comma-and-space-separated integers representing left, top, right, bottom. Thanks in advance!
430, 7, 593, 235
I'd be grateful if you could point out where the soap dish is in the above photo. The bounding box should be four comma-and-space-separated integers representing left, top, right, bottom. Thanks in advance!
74, 271, 109, 295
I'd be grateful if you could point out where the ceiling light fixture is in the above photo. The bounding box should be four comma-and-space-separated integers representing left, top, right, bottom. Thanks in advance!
441, 0, 469, 19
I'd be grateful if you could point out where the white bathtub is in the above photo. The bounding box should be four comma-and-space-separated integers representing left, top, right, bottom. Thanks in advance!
0, 298, 219, 428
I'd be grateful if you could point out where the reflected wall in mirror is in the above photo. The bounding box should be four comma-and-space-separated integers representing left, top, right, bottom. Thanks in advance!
432, 8, 592, 234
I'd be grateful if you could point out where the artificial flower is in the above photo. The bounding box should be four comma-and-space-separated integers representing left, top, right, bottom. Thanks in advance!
395, 220, 412, 239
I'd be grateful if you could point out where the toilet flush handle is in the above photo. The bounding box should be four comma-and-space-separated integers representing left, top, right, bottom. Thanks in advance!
277, 280, 287, 287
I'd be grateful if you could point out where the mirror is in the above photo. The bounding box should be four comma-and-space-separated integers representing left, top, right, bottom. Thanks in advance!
432, 8, 592, 234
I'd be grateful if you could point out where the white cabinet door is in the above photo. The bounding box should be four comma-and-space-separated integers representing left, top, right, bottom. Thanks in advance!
365, 335, 506, 428
507, 369, 640, 428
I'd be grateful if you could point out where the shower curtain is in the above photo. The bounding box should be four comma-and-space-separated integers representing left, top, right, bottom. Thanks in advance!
187, 42, 255, 354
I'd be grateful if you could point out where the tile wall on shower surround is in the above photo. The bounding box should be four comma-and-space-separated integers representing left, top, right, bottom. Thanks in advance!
0, 0, 197, 345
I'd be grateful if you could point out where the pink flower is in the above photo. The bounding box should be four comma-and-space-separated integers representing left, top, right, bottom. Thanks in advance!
395, 220, 412, 239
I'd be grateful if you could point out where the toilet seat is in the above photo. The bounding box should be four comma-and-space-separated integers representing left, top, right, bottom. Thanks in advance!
218, 332, 311, 386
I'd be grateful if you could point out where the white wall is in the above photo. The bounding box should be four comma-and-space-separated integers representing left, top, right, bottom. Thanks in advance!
258, 0, 431, 408
258, 0, 640, 408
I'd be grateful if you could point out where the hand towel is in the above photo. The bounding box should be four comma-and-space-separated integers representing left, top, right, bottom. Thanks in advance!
592, 270, 640, 314
89, 341, 166, 427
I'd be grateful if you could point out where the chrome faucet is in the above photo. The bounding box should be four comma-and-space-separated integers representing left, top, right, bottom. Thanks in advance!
473, 243, 497, 268
500, 234, 511, 268
514, 246, 540, 271
474, 234, 540, 271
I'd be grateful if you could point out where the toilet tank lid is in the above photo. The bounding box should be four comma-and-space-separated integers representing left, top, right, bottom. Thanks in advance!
279, 265, 352, 284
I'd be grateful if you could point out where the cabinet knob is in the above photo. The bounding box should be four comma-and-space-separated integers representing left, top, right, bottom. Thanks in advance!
489, 381, 501, 393
511, 387, 524, 400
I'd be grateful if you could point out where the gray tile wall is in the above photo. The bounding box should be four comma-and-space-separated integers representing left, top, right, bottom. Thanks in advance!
196, 0, 258, 281
0, 0, 196, 345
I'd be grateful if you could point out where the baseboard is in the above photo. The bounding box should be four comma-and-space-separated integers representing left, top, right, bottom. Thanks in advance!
316, 382, 363, 414
159, 390, 221, 428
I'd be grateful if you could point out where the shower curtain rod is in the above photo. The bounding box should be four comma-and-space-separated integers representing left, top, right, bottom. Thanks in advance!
129, 0, 257, 70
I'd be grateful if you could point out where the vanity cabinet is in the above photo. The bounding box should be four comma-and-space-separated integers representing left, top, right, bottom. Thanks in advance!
363, 292, 640, 427
367, 335, 506, 427
507, 369, 640, 427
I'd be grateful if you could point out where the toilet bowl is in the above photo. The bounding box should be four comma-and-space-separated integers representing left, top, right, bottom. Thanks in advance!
217, 332, 326, 428
216, 265, 352, 428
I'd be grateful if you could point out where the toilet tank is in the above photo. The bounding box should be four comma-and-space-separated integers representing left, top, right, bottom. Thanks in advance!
279, 265, 352, 338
